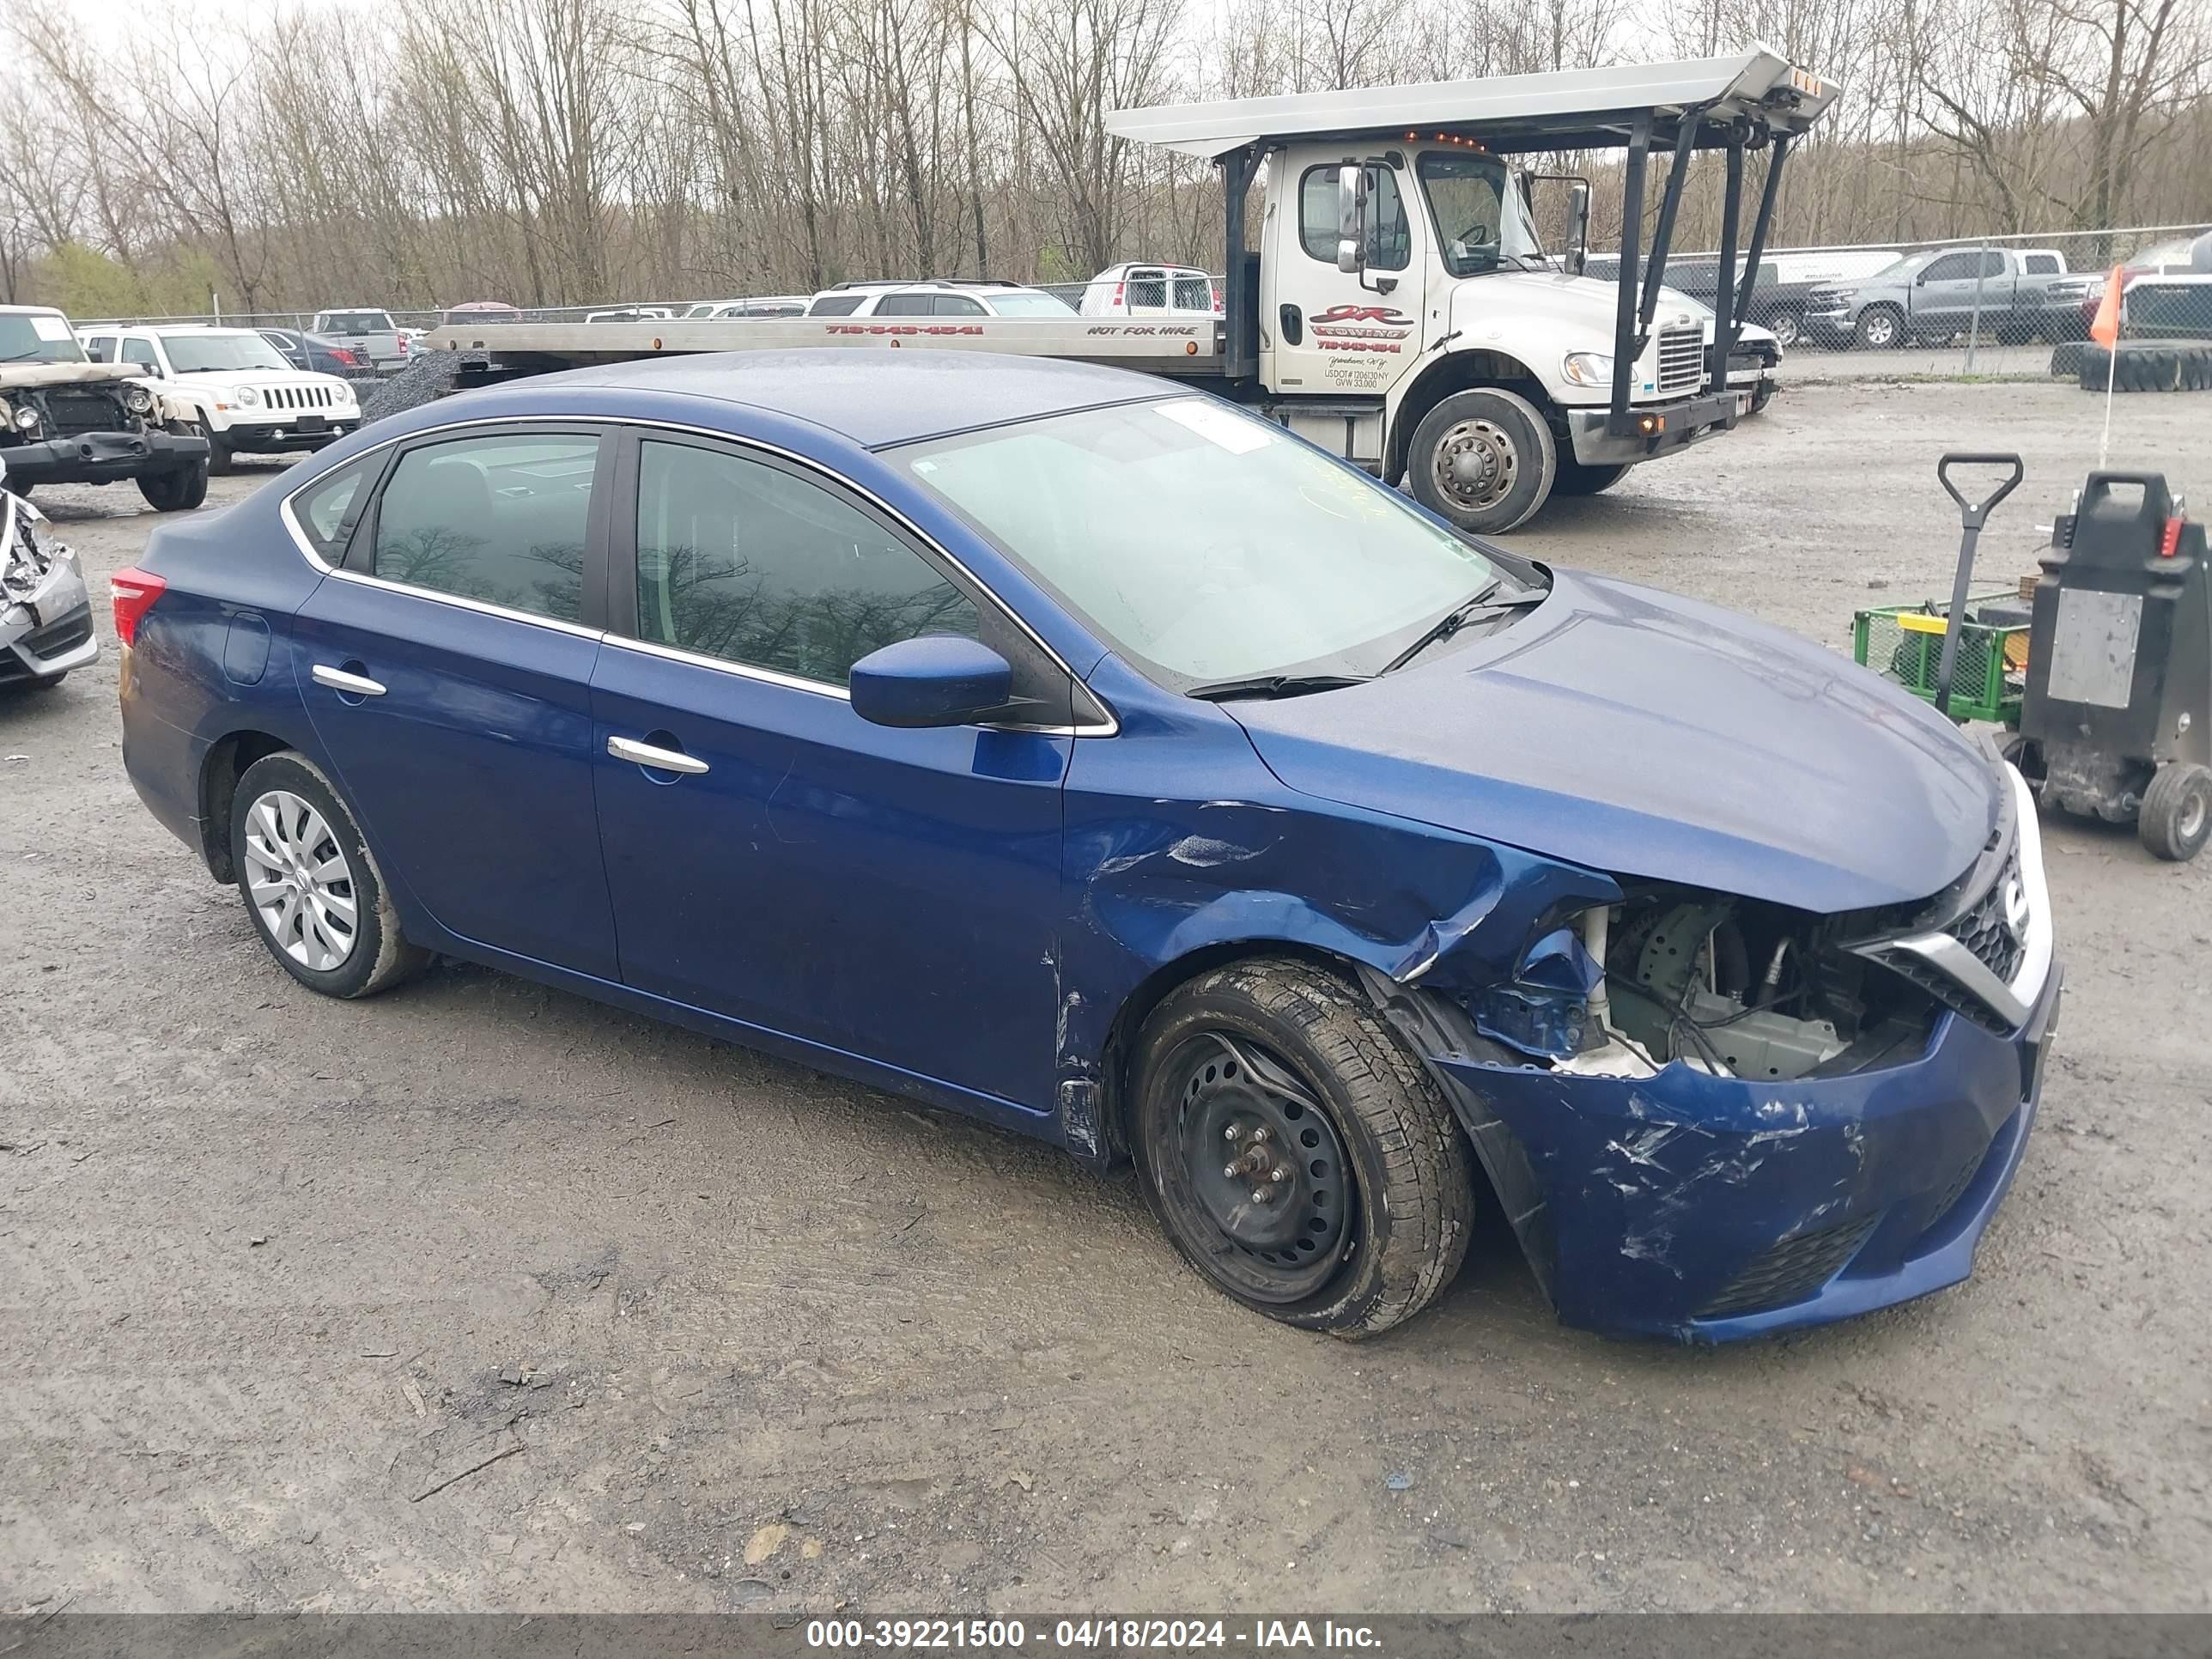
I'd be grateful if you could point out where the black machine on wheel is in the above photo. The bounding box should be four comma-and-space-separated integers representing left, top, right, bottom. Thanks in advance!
2014, 471, 2212, 861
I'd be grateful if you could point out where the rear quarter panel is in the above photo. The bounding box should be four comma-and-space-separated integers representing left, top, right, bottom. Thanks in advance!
120, 493, 327, 870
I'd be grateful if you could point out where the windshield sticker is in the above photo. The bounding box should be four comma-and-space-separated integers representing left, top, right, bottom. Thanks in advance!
1157, 398, 1272, 454
31, 315, 73, 341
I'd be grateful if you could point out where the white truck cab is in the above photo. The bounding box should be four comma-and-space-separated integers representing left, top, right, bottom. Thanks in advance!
1109, 48, 1837, 529
422, 48, 1834, 534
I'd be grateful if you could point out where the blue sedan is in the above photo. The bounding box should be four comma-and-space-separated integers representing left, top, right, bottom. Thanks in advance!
113, 351, 2061, 1341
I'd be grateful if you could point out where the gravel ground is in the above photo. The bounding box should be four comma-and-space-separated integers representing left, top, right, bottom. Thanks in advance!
3, 377, 2209, 1615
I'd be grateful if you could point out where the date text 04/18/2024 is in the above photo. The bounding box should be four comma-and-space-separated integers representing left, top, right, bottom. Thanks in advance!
804, 1620, 1384, 1650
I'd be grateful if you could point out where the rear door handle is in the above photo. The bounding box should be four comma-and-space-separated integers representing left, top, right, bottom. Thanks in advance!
608, 734, 708, 775
311, 664, 386, 697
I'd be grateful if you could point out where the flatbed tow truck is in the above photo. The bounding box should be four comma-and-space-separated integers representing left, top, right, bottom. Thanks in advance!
422, 46, 1835, 533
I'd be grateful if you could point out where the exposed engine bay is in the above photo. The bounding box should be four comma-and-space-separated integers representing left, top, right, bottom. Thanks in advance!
1576, 888, 1940, 1080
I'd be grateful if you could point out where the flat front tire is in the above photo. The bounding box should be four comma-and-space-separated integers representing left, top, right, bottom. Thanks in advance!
1130, 957, 1474, 1338
1406, 386, 1557, 535
229, 750, 428, 998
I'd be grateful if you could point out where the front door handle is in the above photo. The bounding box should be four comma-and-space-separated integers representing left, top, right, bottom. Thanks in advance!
1279, 303, 1304, 346
609, 734, 709, 775
311, 664, 386, 697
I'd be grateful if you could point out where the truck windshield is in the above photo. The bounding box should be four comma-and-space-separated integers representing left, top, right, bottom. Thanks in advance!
898, 398, 1514, 687
0, 313, 87, 365
163, 333, 292, 373
1418, 152, 1546, 276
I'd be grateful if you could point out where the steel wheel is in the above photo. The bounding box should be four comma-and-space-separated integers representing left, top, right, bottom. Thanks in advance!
241, 789, 359, 971
1164, 1030, 1353, 1304
1430, 417, 1519, 515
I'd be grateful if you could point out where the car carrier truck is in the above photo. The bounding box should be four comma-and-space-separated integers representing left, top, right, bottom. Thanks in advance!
422, 47, 1835, 534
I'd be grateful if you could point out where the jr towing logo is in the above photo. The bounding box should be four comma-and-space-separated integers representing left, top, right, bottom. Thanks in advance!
1310, 303, 1413, 353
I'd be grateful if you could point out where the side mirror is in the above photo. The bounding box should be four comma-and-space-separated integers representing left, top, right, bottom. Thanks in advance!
849, 635, 1012, 729
1335, 164, 1368, 276
1565, 180, 1590, 277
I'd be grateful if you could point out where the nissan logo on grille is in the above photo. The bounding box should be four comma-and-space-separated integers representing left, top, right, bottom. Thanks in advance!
2001, 874, 2030, 945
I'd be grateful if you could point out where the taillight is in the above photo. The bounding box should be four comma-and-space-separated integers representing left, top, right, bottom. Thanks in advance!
111, 567, 167, 646
397, 334, 410, 355
333, 347, 357, 365
2161, 518, 2185, 558
1113, 282, 1124, 310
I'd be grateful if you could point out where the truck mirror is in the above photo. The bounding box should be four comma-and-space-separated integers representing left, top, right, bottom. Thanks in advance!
1336, 164, 1368, 276
1565, 181, 1590, 277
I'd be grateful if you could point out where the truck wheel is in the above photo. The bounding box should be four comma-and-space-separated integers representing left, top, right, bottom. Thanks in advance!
138, 463, 209, 513
1129, 956, 1474, 1338
2138, 763, 2212, 861
1407, 387, 1556, 535
1552, 460, 1630, 495
1767, 309, 1802, 349
1855, 307, 1903, 349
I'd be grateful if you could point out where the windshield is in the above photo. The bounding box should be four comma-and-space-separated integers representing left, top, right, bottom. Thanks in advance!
900, 398, 1510, 686
986, 292, 1076, 316
0, 313, 88, 365
162, 332, 292, 373
1418, 152, 1546, 277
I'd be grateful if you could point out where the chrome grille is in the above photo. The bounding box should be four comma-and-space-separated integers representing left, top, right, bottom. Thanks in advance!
1656, 325, 1705, 393
1948, 843, 2027, 985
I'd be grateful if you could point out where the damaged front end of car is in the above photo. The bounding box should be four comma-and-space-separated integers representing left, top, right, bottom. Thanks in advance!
1363, 759, 2060, 1343
1, 468, 99, 687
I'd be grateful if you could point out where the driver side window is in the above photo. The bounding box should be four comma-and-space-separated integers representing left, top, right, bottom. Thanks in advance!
1297, 165, 1410, 273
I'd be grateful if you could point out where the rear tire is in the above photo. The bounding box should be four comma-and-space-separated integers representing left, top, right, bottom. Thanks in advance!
1405, 386, 1557, 535
138, 463, 209, 512
228, 750, 429, 998
2138, 763, 2212, 862
1552, 459, 1631, 495
1129, 956, 1474, 1338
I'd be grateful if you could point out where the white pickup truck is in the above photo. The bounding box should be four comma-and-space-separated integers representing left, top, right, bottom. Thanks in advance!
425, 48, 1835, 533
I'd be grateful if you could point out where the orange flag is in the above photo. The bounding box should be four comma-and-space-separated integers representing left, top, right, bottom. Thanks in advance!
2090, 264, 2124, 347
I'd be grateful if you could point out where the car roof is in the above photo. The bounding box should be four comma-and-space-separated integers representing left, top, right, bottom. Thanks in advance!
539, 349, 1166, 448
0, 304, 68, 315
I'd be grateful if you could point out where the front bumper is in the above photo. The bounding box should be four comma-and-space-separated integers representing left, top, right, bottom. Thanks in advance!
1, 429, 209, 487
222, 416, 357, 452
1566, 390, 1744, 466
1428, 967, 2060, 1341
2, 549, 99, 686
1802, 307, 1857, 344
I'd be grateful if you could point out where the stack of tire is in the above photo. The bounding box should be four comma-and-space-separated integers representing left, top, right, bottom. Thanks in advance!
2063, 339, 2212, 392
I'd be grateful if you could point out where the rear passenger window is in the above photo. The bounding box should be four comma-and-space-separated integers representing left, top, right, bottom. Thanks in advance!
371, 434, 597, 622
874, 292, 933, 317
1173, 275, 1212, 310
1127, 270, 1168, 309
294, 459, 374, 561
633, 440, 978, 686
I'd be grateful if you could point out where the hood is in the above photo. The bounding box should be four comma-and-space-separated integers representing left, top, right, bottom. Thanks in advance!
0, 361, 146, 389
1225, 571, 2001, 915
1449, 270, 1703, 339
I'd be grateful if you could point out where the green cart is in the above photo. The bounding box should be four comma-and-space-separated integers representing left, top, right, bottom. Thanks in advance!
1852, 594, 2029, 726
1852, 453, 2030, 727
